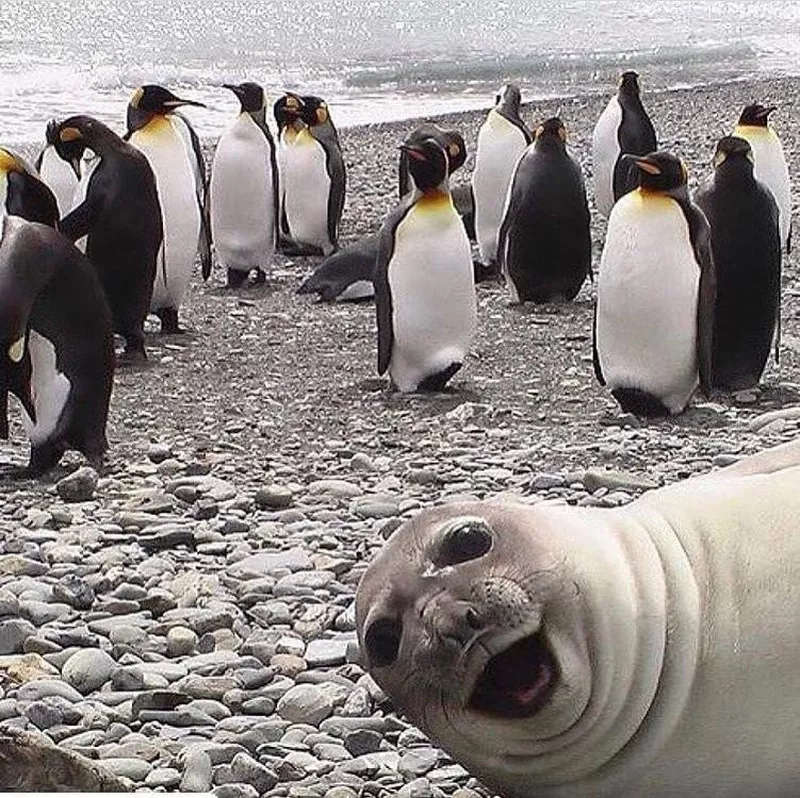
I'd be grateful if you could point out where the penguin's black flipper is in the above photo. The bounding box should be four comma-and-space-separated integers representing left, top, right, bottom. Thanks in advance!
692, 213, 717, 396
176, 112, 212, 279
325, 148, 346, 251
60, 193, 98, 242
375, 202, 413, 375
592, 303, 606, 386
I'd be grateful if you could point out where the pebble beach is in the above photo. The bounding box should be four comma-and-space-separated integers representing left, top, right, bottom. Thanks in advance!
1, 75, 799, 796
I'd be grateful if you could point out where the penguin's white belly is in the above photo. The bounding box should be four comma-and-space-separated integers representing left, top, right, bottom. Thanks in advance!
20, 330, 71, 446
131, 119, 201, 310
388, 200, 476, 392
38, 146, 79, 218
472, 111, 528, 265
592, 97, 623, 217
211, 115, 276, 272
283, 138, 331, 252
597, 193, 699, 413
735, 126, 792, 248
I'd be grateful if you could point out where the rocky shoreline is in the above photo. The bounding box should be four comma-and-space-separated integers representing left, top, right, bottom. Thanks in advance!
1, 75, 798, 796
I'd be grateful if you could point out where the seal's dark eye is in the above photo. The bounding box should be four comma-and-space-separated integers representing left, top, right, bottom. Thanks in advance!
364, 618, 402, 668
437, 520, 493, 567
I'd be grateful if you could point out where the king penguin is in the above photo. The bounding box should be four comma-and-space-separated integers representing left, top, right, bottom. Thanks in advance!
274, 93, 305, 245
35, 120, 80, 218
497, 117, 591, 303
126, 85, 207, 333
592, 71, 657, 217
297, 124, 471, 303
594, 151, 716, 416
280, 93, 345, 255
695, 136, 781, 391
54, 115, 162, 363
472, 84, 531, 268
210, 82, 278, 288
374, 136, 476, 393
0, 147, 58, 227
733, 103, 792, 253
0, 214, 114, 476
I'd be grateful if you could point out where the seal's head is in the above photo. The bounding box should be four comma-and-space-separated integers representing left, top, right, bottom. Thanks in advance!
356, 502, 600, 774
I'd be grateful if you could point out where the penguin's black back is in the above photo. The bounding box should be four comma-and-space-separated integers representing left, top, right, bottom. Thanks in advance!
500, 139, 591, 303
695, 160, 781, 390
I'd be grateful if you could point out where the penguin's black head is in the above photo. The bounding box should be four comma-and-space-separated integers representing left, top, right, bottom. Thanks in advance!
127, 85, 206, 133
534, 117, 568, 148
619, 71, 641, 93
224, 82, 265, 113
624, 151, 687, 194
399, 136, 448, 192
405, 124, 466, 175
274, 93, 305, 128
300, 96, 331, 128
496, 83, 522, 112
738, 103, 776, 127
53, 118, 90, 178
713, 136, 754, 169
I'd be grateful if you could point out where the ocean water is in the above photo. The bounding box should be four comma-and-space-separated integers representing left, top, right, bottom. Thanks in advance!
1, 0, 799, 144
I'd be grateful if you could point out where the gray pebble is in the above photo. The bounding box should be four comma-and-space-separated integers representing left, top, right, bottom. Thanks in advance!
56, 466, 99, 503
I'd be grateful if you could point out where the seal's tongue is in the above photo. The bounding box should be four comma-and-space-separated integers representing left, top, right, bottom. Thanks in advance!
469, 633, 557, 719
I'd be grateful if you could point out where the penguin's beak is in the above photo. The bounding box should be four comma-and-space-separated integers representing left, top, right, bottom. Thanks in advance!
69, 158, 82, 180
757, 105, 777, 120
399, 144, 426, 162
163, 96, 206, 109
222, 83, 244, 98
623, 153, 661, 175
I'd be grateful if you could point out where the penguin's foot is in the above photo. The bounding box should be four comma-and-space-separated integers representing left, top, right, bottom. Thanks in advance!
226, 269, 249, 289
118, 348, 149, 368
26, 441, 67, 477
417, 363, 463, 393
611, 387, 672, 418
156, 308, 184, 335
473, 260, 502, 284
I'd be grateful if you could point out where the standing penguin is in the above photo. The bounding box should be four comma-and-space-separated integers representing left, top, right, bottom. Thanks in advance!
695, 136, 781, 391
274, 93, 305, 245
54, 116, 162, 363
35, 120, 80, 217
0, 215, 114, 476
126, 85, 207, 333
592, 71, 657, 217
210, 82, 278, 288
594, 151, 716, 416
472, 85, 531, 268
0, 147, 58, 227
281, 94, 345, 255
497, 117, 591, 303
375, 136, 476, 393
298, 124, 470, 303
733, 104, 792, 252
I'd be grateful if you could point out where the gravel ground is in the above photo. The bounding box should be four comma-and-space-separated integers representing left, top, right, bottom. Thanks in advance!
0, 75, 798, 796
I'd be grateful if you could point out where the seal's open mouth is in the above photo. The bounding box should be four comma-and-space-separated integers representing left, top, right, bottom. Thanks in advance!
468, 632, 558, 719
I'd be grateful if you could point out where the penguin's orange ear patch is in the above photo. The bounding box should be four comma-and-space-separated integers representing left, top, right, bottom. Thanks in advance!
534, 125, 544, 139
635, 160, 662, 175
713, 150, 727, 168
448, 143, 460, 158
59, 127, 82, 142
558, 125, 567, 142
130, 87, 144, 108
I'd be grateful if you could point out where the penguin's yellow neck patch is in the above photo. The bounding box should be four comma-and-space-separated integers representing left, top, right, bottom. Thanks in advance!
0, 148, 19, 173
734, 124, 770, 138
618, 187, 677, 213
295, 128, 315, 146
416, 189, 452, 212
135, 115, 172, 140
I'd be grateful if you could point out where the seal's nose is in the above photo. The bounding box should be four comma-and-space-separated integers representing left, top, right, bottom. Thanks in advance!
424, 599, 484, 648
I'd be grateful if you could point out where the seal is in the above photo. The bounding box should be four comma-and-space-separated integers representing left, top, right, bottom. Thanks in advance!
356, 439, 800, 798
